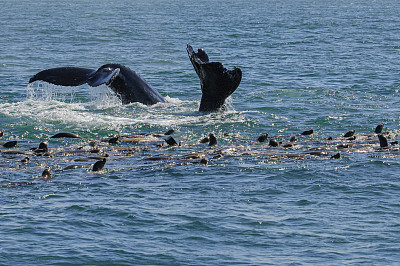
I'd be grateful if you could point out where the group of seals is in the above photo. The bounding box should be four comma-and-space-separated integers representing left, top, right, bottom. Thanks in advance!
1, 122, 399, 185
29, 44, 242, 112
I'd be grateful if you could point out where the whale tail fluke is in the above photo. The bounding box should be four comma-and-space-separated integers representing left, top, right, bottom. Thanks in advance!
187, 44, 242, 112
29, 67, 120, 87
29, 67, 97, 86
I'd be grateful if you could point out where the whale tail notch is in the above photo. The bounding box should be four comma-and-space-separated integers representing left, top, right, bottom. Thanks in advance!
187, 44, 242, 112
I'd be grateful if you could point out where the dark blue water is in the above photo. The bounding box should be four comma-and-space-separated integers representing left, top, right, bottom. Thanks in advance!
1, 0, 400, 264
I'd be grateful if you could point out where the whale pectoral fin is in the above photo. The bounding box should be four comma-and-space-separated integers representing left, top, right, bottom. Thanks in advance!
87, 68, 120, 87
29, 67, 97, 86
187, 44, 242, 112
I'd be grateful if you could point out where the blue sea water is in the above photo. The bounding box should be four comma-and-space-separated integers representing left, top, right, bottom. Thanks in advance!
1, 0, 400, 265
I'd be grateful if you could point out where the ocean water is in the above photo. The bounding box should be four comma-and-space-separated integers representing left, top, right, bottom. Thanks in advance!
1, 0, 400, 265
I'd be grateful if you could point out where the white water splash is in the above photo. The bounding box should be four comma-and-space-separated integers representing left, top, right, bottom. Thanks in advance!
0, 82, 249, 133
0, 85, 205, 130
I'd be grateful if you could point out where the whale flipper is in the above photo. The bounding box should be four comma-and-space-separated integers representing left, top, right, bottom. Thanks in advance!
186, 44, 242, 112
